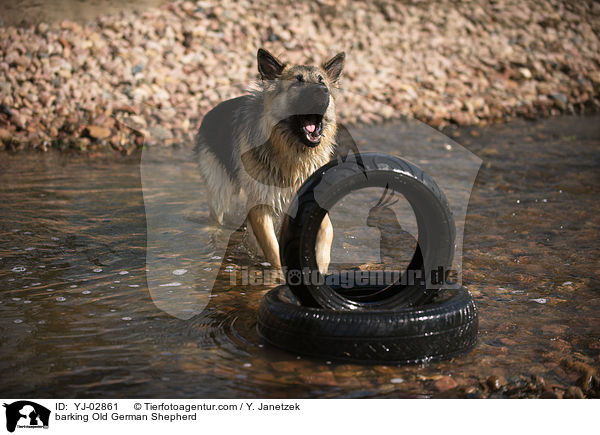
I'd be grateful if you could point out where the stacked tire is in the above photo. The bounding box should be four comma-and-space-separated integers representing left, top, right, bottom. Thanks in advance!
257, 153, 478, 364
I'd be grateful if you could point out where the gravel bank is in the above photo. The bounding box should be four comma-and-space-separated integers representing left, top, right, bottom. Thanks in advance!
1, 0, 599, 152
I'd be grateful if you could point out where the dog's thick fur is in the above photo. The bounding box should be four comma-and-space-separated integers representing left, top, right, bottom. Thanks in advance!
195, 49, 346, 271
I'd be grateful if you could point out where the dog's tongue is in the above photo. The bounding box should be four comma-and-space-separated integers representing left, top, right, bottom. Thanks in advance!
304, 122, 316, 133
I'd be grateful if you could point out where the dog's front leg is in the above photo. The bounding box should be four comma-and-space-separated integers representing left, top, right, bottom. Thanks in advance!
316, 213, 333, 274
247, 205, 281, 269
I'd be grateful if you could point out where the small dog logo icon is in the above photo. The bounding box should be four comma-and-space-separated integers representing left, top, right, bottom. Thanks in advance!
287, 269, 302, 285
3, 401, 50, 433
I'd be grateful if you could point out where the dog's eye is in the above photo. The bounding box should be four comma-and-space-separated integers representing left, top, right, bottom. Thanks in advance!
295, 75, 304, 82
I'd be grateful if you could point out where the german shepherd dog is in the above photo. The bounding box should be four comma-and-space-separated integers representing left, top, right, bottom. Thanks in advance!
195, 49, 346, 272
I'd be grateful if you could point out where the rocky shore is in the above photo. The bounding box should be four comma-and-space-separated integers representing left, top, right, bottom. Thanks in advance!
0, 0, 599, 152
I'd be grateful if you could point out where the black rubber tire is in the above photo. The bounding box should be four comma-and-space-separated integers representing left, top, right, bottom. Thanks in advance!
257, 285, 478, 364
280, 152, 455, 310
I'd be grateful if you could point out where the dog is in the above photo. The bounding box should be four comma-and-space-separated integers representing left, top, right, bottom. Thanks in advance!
195, 48, 347, 273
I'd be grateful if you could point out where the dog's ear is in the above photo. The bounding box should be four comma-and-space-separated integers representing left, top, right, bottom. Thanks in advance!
323, 52, 345, 83
257, 49, 286, 80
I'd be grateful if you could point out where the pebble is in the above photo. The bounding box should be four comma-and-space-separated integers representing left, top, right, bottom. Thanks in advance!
486, 375, 507, 391
434, 376, 458, 392
563, 386, 585, 399
550, 93, 568, 110
84, 125, 111, 140
539, 391, 559, 399
576, 372, 596, 392
519, 68, 532, 79
531, 375, 545, 388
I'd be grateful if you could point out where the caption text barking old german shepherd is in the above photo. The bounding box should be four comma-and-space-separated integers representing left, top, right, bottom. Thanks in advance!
195, 48, 346, 272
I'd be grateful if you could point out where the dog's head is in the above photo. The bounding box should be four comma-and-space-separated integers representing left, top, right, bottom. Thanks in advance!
257, 48, 345, 148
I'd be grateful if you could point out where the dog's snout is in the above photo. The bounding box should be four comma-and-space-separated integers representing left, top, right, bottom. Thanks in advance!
297, 82, 328, 95
313, 83, 329, 101
294, 83, 330, 115
313, 83, 329, 98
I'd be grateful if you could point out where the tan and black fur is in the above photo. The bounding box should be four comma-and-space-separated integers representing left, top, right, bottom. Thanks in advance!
195, 49, 347, 271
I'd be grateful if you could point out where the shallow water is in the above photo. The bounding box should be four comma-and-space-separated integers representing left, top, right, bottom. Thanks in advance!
0, 115, 598, 398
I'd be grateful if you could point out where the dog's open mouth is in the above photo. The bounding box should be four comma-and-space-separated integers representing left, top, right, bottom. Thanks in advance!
298, 114, 324, 146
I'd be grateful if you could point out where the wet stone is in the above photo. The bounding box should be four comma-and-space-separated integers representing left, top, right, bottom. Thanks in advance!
576, 373, 596, 392
434, 376, 458, 392
486, 375, 507, 392
563, 386, 585, 399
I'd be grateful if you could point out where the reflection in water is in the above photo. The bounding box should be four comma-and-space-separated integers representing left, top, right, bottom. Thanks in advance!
0, 116, 599, 398
326, 186, 419, 282
365, 186, 418, 266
